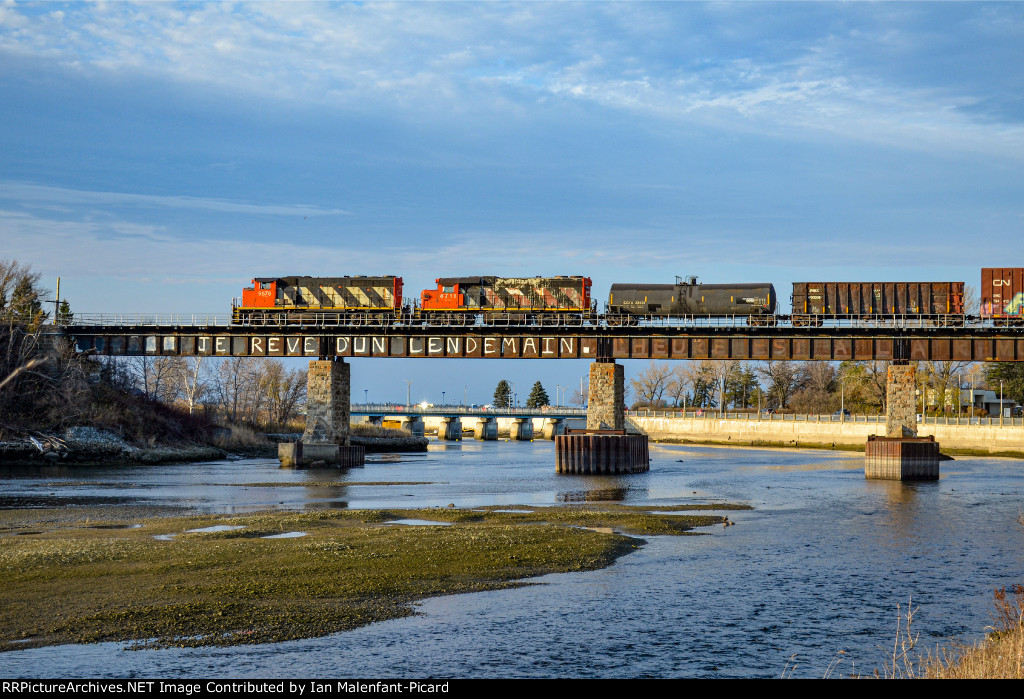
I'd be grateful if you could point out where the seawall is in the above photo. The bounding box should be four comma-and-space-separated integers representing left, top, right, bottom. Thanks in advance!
629, 415, 1024, 455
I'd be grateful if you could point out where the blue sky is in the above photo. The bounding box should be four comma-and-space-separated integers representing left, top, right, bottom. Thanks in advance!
2, 1, 1023, 404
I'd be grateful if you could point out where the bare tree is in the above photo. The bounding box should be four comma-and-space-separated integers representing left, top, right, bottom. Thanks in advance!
261, 360, 307, 427
921, 360, 972, 414
790, 362, 839, 414
665, 364, 691, 407
756, 361, 803, 410
214, 357, 265, 423
629, 361, 673, 407
172, 357, 210, 415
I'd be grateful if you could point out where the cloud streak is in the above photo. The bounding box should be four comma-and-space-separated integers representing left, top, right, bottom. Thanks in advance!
0, 182, 350, 217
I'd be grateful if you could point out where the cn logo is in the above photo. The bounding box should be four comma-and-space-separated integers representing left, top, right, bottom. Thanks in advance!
993, 279, 1012, 286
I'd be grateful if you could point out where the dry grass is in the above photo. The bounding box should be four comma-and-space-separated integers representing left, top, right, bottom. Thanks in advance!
211, 423, 269, 449
350, 423, 410, 439
920, 585, 1024, 679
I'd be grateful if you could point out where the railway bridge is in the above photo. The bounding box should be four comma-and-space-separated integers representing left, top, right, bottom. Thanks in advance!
56, 315, 1024, 477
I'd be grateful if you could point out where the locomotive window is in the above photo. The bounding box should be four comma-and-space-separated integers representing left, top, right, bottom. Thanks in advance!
443, 286, 455, 293
260, 282, 273, 290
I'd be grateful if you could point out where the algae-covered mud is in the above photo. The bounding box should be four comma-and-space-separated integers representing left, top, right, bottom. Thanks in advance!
0, 504, 739, 651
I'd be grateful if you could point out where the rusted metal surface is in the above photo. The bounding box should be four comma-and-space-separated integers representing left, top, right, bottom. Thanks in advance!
792, 282, 964, 323
555, 433, 649, 474
981, 268, 1024, 322
864, 436, 939, 480
70, 328, 1024, 361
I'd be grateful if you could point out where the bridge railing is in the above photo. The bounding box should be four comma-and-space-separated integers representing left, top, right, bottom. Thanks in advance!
624, 409, 1024, 427
351, 403, 588, 417
63, 313, 231, 328
59, 311, 1009, 330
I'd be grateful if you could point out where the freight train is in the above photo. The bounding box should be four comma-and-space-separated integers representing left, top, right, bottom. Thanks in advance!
231, 268, 1024, 327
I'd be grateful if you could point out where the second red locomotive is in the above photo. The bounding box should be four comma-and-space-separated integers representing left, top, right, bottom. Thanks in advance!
419, 275, 594, 324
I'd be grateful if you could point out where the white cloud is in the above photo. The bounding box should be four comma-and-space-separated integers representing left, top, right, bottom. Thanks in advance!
0, 183, 350, 217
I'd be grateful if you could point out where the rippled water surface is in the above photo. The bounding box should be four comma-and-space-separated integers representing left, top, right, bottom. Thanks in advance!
2, 441, 1023, 678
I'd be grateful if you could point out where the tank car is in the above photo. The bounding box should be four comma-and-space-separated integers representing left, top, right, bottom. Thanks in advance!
233, 275, 403, 324
981, 268, 1024, 326
790, 281, 964, 326
607, 276, 776, 324
419, 275, 594, 324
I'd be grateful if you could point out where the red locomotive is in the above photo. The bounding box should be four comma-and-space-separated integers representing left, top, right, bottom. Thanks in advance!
419, 275, 594, 324
233, 275, 403, 324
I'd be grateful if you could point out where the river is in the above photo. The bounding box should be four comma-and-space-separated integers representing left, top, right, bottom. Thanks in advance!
1, 441, 1023, 678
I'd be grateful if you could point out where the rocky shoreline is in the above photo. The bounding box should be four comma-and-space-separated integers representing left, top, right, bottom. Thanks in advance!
1, 426, 429, 467
0, 426, 229, 466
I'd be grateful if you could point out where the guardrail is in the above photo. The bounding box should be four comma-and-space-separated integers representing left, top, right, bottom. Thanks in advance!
50, 312, 1018, 331
350, 403, 588, 417
624, 409, 1024, 427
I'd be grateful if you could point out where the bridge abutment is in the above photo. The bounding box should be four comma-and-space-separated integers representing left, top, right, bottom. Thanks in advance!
865, 362, 939, 480
474, 417, 498, 441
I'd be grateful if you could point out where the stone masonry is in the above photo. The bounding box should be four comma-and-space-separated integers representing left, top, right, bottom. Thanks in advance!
885, 364, 917, 438
302, 359, 351, 446
587, 361, 624, 431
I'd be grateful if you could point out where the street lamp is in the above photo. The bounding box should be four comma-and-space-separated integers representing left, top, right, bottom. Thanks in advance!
364, 389, 368, 405
442, 390, 446, 406
1000, 379, 1005, 426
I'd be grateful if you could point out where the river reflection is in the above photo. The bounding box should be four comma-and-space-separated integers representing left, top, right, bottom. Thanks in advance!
1, 441, 1023, 678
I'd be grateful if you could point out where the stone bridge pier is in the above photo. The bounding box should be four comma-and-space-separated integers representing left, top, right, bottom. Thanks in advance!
555, 360, 648, 474
865, 361, 939, 480
279, 358, 364, 468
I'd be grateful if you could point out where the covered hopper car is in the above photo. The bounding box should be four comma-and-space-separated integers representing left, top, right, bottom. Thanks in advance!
419, 276, 594, 324
790, 281, 964, 326
981, 268, 1024, 326
233, 275, 403, 324
607, 276, 777, 324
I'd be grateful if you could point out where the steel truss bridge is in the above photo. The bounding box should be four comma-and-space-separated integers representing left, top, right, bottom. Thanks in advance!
56, 312, 1024, 362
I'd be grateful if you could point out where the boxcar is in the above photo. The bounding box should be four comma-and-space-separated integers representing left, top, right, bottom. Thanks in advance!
981, 268, 1024, 325
419, 276, 593, 324
608, 277, 776, 324
233, 276, 403, 324
790, 282, 964, 326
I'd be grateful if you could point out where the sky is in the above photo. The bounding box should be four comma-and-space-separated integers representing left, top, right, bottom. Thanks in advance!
2, 1, 1023, 404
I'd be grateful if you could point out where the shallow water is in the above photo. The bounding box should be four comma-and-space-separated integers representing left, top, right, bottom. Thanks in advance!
1, 441, 1023, 678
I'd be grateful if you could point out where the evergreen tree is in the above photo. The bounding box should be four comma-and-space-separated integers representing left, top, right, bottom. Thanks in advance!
986, 363, 1024, 407
525, 381, 550, 408
57, 300, 73, 325
493, 379, 512, 407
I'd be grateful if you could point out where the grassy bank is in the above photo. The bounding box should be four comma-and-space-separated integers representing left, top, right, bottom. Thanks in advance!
0, 504, 745, 651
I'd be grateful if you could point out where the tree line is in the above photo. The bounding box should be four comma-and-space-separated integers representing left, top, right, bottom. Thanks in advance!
628, 359, 1024, 415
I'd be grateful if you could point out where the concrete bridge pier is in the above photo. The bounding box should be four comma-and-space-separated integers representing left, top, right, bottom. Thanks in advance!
556, 360, 648, 474
437, 416, 463, 441
541, 418, 566, 440
865, 361, 939, 480
474, 417, 498, 441
509, 417, 534, 440
366, 415, 384, 427
396, 415, 425, 437
280, 358, 364, 468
